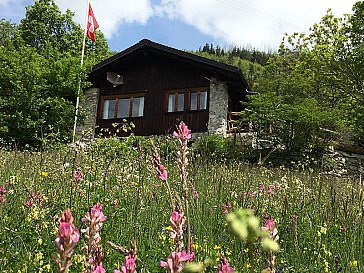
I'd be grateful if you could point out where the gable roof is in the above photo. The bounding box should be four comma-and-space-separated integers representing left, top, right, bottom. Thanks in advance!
89, 39, 249, 91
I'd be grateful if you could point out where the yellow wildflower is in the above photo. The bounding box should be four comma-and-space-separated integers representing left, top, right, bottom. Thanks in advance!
349, 260, 358, 267
41, 171, 48, 177
73, 254, 85, 264
33, 252, 43, 263
192, 243, 200, 250
213, 245, 221, 250
318, 224, 327, 236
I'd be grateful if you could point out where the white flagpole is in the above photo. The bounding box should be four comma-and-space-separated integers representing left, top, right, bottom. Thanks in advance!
72, 0, 90, 143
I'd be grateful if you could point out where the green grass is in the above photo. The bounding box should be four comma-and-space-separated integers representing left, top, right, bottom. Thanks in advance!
0, 139, 363, 273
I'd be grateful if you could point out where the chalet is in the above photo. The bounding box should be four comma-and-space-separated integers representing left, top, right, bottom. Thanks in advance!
77, 39, 249, 137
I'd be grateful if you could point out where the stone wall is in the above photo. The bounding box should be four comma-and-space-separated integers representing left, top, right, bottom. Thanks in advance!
208, 78, 228, 136
76, 88, 99, 139
323, 147, 364, 177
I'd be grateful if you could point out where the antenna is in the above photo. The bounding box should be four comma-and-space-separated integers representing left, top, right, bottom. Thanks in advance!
107, 72, 124, 87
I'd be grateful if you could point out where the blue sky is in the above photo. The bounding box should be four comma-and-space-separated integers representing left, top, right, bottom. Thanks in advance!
0, 0, 359, 52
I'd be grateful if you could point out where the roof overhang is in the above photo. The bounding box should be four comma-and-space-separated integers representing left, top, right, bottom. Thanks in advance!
89, 39, 249, 100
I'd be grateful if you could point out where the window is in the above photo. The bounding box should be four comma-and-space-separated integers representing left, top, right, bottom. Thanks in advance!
190, 90, 207, 111
166, 87, 207, 112
103, 99, 116, 119
101, 95, 144, 119
167, 92, 184, 112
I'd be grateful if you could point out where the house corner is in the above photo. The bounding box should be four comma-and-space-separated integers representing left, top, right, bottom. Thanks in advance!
75, 87, 100, 140
208, 78, 228, 137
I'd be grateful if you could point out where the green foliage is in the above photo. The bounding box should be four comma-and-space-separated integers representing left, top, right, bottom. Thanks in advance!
198, 43, 272, 66
245, 4, 364, 160
91, 136, 139, 160
227, 208, 279, 252
192, 50, 264, 89
0, 45, 79, 146
245, 92, 341, 156
0, 0, 111, 148
192, 134, 247, 162
0, 19, 17, 47
0, 145, 363, 272
19, 0, 82, 54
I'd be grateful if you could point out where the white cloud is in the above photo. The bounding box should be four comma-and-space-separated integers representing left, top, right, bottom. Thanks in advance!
152, 0, 358, 49
47, 0, 361, 49
56, 0, 154, 38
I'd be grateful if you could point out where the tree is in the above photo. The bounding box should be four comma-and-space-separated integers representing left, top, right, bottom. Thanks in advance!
0, 19, 17, 47
244, 7, 364, 159
0, 0, 111, 147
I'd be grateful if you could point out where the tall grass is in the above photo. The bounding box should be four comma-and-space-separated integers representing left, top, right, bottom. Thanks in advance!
0, 137, 363, 272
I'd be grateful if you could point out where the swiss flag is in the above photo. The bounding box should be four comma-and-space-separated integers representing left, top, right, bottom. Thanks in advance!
87, 3, 99, 42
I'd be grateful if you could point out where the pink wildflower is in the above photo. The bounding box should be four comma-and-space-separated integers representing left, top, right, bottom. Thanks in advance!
122, 256, 137, 273
151, 152, 167, 181
222, 202, 232, 214
114, 240, 137, 273
93, 264, 106, 273
82, 203, 107, 224
267, 186, 273, 195
247, 191, 254, 200
150, 140, 175, 210
261, 218, 279, 241
52, 208, 80, 273
56, 222, 80, 248
24, 199, 33, 207
24, 190, 45, 208
265, 218, 275, 231
173, 121, 191, 141
170, 210, 185, 243
160, 251, 194, 273
73, 169, 84, 182
217, 254, 234, 273
259, 184, 265, 193
186, 243, 195, 262
82, 203, 107, 272
0, 184, 6, 204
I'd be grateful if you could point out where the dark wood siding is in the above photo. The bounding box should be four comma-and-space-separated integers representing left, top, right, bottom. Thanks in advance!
93, 51, 210, 136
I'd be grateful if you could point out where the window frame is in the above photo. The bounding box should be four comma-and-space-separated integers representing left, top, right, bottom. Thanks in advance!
166, 91, 185, 113
189, 89, 208, 111
165, 87, 208, 113
99, 93, 145, 120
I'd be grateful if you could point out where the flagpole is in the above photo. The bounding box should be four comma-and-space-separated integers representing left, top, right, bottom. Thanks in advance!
72, 0, 90, 143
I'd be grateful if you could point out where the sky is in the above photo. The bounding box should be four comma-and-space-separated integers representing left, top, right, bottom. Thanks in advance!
0, 0, 359, 52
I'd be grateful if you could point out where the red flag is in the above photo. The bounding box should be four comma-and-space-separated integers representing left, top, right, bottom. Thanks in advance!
87, 3, 99, 42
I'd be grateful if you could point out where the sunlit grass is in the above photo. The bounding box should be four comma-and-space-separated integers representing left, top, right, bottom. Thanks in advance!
0, 138, 363, 272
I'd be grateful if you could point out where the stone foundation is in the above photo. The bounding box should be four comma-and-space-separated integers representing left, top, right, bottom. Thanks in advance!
76, 88, 99, 139
208, 78, 228, 136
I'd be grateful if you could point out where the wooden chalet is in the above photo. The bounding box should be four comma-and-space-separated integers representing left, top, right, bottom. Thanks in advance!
78, 39, 249, 137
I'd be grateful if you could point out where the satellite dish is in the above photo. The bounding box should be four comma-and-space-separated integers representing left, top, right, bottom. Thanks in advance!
107, 72, 124, 87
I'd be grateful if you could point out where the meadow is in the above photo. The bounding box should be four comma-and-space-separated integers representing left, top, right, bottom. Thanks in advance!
0, 129, 363, 273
